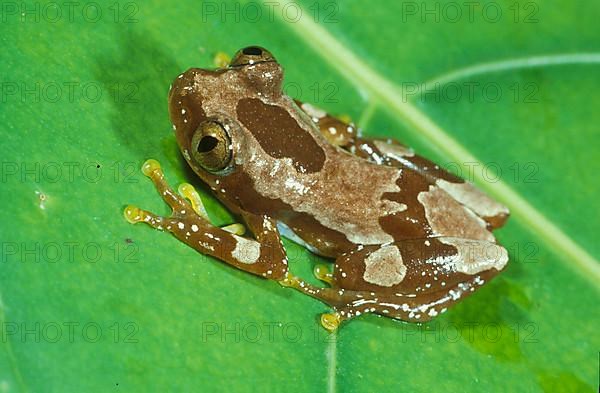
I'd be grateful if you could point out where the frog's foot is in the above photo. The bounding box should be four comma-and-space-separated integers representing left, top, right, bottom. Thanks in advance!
124, 159, 245, 234
279, 273, 376, 331
123, 162, 202, 233
319, 306, 375, 332
320, 302, 383, 332
320, 312, 343, 332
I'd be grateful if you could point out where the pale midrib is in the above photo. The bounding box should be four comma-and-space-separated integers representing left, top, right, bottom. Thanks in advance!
265, 0, 600, 287
424, 53, 600, 86
326, 333, 337, 393
0, 295, 29, 393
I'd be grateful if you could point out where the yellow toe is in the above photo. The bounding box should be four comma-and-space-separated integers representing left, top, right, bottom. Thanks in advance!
141, 159, 161, 177
320, 313, 341, 332
313, 264, 334, 285
221, 223, 245, 235
214, 51, 231, 68
123, 205, 143, 224
178, 183, 210, 221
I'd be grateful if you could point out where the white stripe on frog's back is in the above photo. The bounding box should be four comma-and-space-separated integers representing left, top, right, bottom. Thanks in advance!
418, 184, 494, 242
363, 244, 407, 287
373, 140, 415, 159
439, 238, 508, 274
436, 179, 509, 218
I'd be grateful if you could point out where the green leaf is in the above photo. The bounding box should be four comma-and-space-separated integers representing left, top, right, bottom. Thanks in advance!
1, 0, 598, 392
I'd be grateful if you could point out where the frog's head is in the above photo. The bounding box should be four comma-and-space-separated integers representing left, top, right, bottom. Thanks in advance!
168, 46, 285, 179
167, 46, 327, 211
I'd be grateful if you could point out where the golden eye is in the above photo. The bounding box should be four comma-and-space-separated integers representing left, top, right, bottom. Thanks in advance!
191, 120, 232, 173
230, 46, 276, 67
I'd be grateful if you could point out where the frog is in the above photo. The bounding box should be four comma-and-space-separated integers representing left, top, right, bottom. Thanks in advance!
124, 46, 510, 331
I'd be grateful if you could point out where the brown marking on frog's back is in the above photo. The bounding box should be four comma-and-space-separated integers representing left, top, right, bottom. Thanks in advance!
365, 139, 509, 229
379, 169, 433, 240
236, 98, 326, 173
405, 154, 464, 183
334, 238, 452, 293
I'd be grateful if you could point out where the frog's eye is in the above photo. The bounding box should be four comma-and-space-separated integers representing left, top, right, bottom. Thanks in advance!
230, 46, 276, 67
191, 120, 233, 173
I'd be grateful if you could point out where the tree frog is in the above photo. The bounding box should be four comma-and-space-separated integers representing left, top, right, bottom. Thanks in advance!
124, 46, 510, 331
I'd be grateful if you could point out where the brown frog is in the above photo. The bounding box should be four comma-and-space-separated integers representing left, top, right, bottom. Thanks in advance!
124, 46, 510, 331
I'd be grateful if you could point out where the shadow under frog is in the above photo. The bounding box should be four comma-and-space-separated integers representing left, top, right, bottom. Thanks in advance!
93, 30, 180, 166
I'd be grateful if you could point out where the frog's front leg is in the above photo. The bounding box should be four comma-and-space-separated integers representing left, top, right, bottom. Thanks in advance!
124, 159, 288, 280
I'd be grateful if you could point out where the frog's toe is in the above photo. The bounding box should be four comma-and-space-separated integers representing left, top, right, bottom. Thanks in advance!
320, 312, 342, 332
140, 159, 189, 212
221, 223, 246, 235
178, 182, 246, 234
123, 205, 166, 230
313, 264, 334, 285
178, 183, 210, 221
213, 51, 231, 68
123, 205, 144, 224
141, 158, 161, 177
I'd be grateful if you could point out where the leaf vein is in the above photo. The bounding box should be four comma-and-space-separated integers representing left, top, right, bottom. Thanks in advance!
424, 53, 600, 86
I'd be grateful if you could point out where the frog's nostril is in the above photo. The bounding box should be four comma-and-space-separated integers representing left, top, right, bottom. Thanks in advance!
242, 46, 263, 56
197, 136, 218, 153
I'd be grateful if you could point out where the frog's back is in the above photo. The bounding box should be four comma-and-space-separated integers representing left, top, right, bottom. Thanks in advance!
271, 148, 500, 257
